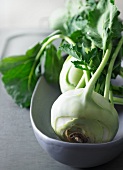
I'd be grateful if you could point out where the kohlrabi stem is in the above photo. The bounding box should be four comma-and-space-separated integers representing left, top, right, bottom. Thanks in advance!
84, 70, 90, 84
28, 34, 75, 90
36, 34, 75, 61
85, 43, 112, 97
95, 83, 100, 93
75, 74, 85, 89
83, 65, 90, 85
109, 90, 114, 105
75, 65, 90, 89
113, 97, 123, 105
104, 37, 123, 100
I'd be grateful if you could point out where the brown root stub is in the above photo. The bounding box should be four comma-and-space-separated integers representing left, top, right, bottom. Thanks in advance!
64, 127, 90, 143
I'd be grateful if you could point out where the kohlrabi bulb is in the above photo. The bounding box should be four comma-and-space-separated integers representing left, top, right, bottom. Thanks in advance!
60, 56, 83, 93
51, 43, 120, 143
51, 88, 119, 143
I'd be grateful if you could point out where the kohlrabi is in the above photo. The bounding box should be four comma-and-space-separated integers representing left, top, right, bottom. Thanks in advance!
51, 0, 123, 143
51, 42, 120, 143
60, 55, 84, 93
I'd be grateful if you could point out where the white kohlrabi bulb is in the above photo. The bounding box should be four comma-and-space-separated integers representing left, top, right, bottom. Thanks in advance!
51, 88, 119, 143
60, 56, 83, 93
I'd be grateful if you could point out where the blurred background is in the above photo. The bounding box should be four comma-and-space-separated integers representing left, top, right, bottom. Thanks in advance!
0, 0, 65, 30
0, 0, 123, 30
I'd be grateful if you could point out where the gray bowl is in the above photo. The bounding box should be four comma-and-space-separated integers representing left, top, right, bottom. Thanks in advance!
30, 77, 123, 168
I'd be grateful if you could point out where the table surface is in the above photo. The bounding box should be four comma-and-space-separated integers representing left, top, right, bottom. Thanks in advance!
0, 29, 123, 170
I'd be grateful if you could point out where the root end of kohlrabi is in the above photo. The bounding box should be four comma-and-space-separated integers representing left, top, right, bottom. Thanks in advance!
64, 126, 90, 143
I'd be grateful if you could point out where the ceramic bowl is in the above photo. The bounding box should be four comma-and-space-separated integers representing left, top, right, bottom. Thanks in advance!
30, 77, 123, 168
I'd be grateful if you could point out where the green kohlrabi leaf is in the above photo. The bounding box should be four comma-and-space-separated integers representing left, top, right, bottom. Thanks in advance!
65, 0, 97, 35
59, 43, 82, 60
65, 0, 82, 18
112, 85, 123, 96
59, 41, 102, 65
71, 60, 91, 71
49, 0, 83, 33
43, 44, 64, 84
72, 48, 103, 72
0, 43, 41, 108
0, 31, 69, 108
66, 14, 88, 35
86, 0, 121, 50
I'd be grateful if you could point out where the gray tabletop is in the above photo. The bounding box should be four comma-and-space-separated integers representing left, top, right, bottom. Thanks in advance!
0, 29, 123, 170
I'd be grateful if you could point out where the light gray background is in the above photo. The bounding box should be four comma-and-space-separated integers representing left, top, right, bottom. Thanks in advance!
0, 0, 123, 29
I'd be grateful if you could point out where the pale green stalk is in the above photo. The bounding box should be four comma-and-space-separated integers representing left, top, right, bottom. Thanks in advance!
95, 83, 100, 93
85, 43, 112, 97
75, 74, 85, 89
104, 37, 123, 100
109, 90, 114, 105
28, 34, 75, 90
83, 65, 90, 85
113, 97, 123, 105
